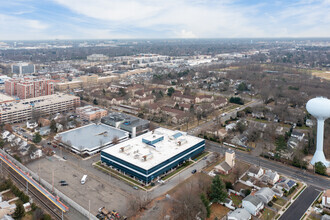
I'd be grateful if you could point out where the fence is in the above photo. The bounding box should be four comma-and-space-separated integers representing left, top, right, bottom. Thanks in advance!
0, 149, 97, 220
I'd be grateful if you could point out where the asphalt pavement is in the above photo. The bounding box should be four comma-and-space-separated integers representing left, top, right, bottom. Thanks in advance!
279, 186, 321, 220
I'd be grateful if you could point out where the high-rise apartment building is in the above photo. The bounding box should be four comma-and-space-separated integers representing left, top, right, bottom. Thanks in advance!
5, 78, 54, 99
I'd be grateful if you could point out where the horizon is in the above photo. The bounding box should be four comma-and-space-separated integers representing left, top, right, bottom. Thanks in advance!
1, 0, 329, 40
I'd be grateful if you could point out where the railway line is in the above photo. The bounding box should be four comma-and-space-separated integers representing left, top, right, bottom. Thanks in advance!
0, 153, 68, 220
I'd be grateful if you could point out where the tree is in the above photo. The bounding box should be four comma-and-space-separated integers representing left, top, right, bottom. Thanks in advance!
200, 193, 211, 218
33, 208, 44, 220
4, 124, 13, 132
119, 88, 127, 97
33, 133, 42, 143
93, 98, 98, 105
13, 201, 25, 219
229, 97, 244, 105
50, 119, 57, 133
167, 87, 175, 97
237, 82, 249, 91
209, 175, 227, 203
315, 162, 327, 175
236, 121, 246, 134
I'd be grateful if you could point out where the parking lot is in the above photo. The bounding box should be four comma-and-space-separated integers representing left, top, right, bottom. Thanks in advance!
26, 154, 133, 216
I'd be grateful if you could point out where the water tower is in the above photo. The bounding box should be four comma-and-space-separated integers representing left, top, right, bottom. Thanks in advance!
306, 97, 330, 167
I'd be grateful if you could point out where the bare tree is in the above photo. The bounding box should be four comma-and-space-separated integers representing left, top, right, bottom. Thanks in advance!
112, 136, 119, 145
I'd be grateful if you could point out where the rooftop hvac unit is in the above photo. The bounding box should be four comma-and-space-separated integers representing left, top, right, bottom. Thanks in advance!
176, 138, 187, 146
142, 153, 153, 161
120, 145, 132, 152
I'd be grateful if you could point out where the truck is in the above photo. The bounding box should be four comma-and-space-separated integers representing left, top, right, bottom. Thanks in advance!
81, 175, 87, 184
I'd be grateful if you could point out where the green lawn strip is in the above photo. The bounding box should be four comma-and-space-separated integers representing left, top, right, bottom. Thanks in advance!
161, 161, 194, 181
93, 162, 146, 190
293, 185, 306, 200
193, 151, 210, 161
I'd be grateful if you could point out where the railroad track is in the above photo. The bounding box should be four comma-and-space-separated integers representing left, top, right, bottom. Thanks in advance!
1, 162, 63, 220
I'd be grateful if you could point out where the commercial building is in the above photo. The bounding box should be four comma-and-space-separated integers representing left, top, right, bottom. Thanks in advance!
56, 123, 129, 155
87, 54, 109, 61
76, 105, 107, 121
101, 112, 149, 137
101, 128, 205, 184
11, 63, 35, 74
0, 93, 80, 124
5, 78, 54, 99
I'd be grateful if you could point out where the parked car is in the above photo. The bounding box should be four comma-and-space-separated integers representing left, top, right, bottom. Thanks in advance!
191, 169, 197, 174
133, 186, 139, 190
61, 183, 68, 186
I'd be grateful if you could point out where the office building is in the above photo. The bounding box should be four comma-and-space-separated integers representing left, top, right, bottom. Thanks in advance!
76, 105, 107, 121
101, 111, 149, 137
11, 63, 35, 74
101, 128, 205, 184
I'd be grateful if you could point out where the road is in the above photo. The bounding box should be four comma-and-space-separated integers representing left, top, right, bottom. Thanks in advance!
279, 186, 321, 220
206, 141, 330, 190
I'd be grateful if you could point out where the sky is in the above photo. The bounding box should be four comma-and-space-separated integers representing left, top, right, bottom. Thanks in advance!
0, 0, 329, 40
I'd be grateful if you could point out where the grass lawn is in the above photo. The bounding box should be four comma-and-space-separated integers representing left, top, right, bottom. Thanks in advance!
230, 194, 242, 207
193, 151, 210, 161
241, 174, 250, 181
261, 208, 276, 220
207, 203, 230, 220
1, 191, 16, 201
233, 182, 252, 192
273, 197, 287, 207
162, 161, 194, 181
219, 160, 250, 183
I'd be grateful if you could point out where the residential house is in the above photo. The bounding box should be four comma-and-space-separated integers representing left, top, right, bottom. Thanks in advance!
214, 149, 235, 175
227, 208, 251, 220
305, 119, 314, 127
322, 189, 330, 211
212, 97, 227, 109
139, 96, 154, 106
242, 195, 264, 216
271, 187, 284, 197
252, 112, 264, 119
247, 166, 264, 178
177, 103, 191, 112
261, 170, 280, 185
134, 90, 146, 98
110, 97, 125, 105
148, 103, 160, 114
0, 201, 16, 217
195, 95, 214, 103
255, 187, 275, 204
291, 130, 305, 141
172, 113, 188, 124
172, 93, 195, 104
226, 123, 237, 131
275, 178, 296, 192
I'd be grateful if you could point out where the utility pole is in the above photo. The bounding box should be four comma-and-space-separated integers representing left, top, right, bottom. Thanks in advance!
26, 180, 29, 194
52, 170, 54, 193
38, 162, 40, 182
88, 200, 91, 220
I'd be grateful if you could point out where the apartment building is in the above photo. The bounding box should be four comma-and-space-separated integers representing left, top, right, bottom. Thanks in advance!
0, 93, 80, 124
76, 105, 107, 121
5, 78, 54, 99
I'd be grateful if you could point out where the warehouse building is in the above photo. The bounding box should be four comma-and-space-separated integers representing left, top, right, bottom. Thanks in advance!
101, 127, 205, 184
55, 123, 129, 155
101, 111, 149, 137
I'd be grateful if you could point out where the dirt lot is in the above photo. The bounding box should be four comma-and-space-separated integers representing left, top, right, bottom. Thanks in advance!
207, 203, 230, 220
133, 172, 213, 220
26, 156, 131, 216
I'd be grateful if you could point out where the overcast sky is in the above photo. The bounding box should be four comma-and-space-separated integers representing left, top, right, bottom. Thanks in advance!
0, 0, 329, 40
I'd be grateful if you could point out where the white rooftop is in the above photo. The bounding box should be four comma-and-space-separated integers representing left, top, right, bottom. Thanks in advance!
102, 127, 204, 170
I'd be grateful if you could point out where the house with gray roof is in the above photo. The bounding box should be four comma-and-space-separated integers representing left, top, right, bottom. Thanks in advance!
242, 195, 264, 216
227, 208, 251, 220
255, 187, 275, 204
261, 170, 279, 185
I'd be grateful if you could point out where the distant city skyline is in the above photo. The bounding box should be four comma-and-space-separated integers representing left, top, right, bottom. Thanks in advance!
0, 0, 329, 40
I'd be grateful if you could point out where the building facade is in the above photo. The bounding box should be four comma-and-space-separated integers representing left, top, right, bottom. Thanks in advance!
76, 105, 107, 121
101, 128, 205, 184
0, 93, 80, 124
5, 78, 54, 99
12, 63, 35, 74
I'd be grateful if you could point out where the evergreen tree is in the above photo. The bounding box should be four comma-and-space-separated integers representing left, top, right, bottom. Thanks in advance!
315, 162, 326, 175
209, 175, 227, 203
13, 201, 25, 219
93, 98, 98, 105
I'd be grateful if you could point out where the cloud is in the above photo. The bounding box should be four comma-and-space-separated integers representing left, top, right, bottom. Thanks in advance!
0, 0, 329, 39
